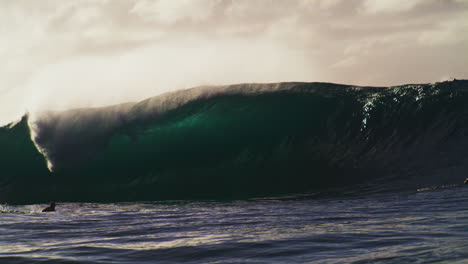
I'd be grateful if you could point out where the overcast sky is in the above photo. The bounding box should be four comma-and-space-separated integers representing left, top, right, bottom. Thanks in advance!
1, 0, 467, 125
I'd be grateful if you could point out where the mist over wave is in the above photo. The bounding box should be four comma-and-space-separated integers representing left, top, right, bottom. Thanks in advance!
1, 80, 468, 204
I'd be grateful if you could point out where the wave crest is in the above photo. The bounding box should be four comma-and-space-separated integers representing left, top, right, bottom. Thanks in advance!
1, 80, 468, 204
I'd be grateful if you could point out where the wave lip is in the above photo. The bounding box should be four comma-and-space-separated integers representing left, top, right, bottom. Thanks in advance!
1, 80, 468, 204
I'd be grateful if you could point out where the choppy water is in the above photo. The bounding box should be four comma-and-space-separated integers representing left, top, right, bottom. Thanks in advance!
1, 186, 467, 264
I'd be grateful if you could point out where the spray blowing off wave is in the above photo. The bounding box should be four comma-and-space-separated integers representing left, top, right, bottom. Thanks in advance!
1, 80, 468, 204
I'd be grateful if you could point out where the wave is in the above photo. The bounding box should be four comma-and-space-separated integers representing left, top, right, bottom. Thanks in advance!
1, 80, 468, 204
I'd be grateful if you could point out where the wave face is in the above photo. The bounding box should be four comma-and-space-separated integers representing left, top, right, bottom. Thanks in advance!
2, 80, 468, 204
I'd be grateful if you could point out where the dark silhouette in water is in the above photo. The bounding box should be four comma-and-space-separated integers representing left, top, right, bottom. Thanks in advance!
464, 178, 468, 184
42, 202, 56, 212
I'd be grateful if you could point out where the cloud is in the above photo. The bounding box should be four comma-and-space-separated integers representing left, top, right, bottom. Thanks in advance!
418, 11, 468, 46
331, 56, 359, 69
0, 0, 467, 125
362, 0, 423, 14
130, 0, 218, 24
296, 0, 333, 9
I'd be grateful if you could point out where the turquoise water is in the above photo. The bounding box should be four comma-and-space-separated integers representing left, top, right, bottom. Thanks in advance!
1, 186, 467, 263
3, 80, 468, 204
2, 80, 468, 263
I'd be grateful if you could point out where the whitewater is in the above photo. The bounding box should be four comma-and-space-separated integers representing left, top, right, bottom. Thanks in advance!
1, 80, 468, 263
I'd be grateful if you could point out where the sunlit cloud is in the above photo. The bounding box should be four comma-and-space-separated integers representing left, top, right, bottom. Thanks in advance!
362, 0, 423, 14
130, 0, 218, 24
0, 0, 467, 125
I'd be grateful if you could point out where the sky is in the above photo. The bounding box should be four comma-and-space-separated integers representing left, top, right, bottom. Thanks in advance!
1, 0, 467, 125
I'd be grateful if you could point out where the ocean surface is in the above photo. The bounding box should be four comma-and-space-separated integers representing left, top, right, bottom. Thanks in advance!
1, 80, 468, 263
1, 186, 468, 264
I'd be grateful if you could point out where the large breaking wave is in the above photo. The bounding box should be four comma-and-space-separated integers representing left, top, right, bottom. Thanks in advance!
1, 80, 468, 204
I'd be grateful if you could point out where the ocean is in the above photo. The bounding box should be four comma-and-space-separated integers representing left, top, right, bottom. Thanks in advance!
1, 80, 468, 263
1, 187, 468, 263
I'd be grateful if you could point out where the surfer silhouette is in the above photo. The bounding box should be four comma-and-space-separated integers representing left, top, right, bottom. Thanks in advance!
464, 178, 468, 184
42, 202, 56, 212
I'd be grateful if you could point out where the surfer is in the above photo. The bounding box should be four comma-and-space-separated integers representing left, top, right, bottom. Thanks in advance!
464, 178, 468, 184
42, 202, 56, 212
